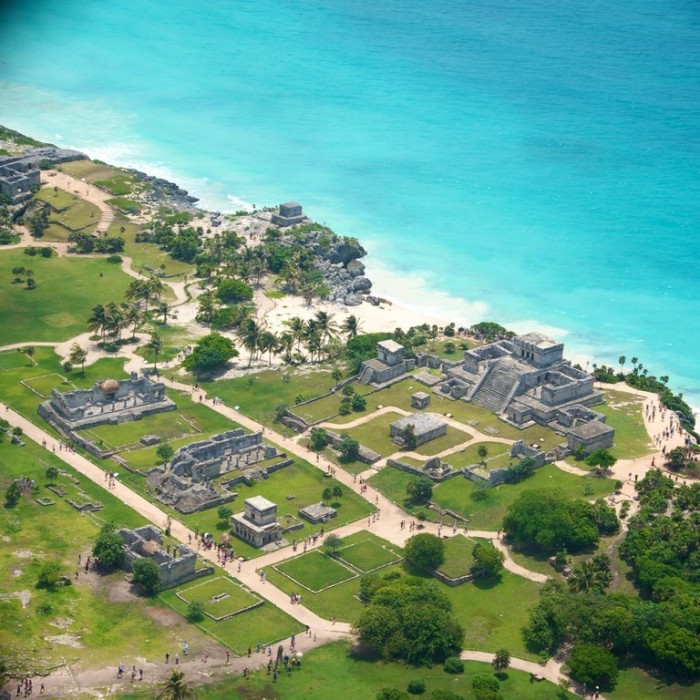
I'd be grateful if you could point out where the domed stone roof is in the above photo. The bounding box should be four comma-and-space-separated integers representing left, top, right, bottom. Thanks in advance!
100, 379, 120, 393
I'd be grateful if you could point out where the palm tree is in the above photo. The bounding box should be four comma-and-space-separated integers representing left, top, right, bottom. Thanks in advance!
104, 302, 125, 340
618, 355, 626, 374
492, 648, 511, 672
156, 300, 170, 325
148, 333, 164, 370
284, 316, 306, 353
257, 330, 278, 366
196, 291, 218, 324
125, 303, 141, 339
240, 319, 262, 367
87, 304, 107, 340
342, 314, 361, 339
314, 310, 338, 346
429, 324, 439, 350
478, 444, 488, 465
156, 670, 197, 700
277, 332, 295, 364
69, 343, 88, 375
567, 560, 608, 593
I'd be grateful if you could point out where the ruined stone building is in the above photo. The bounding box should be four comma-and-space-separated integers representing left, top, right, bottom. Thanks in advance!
231, 496, 282, 548
358, 340, 416, 386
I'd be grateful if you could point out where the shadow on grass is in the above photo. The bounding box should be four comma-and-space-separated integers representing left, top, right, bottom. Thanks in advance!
471, 574, 503, 590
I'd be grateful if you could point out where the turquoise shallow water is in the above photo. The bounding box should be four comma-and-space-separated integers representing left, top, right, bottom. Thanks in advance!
1, 0, 699, 407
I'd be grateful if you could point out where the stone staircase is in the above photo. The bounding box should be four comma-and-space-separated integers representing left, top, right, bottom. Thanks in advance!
358, 365, 375, 385
470, 358, 524, 414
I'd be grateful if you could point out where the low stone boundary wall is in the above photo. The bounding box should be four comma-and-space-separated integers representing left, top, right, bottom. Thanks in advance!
386, 458, 463, 483
433, 569, 476, 586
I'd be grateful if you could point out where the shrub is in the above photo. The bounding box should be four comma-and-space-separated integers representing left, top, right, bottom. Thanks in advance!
92, 523, 125, 569
568, 643, 618, 690
37, 561, 62, 589
472, 674, 499, 692
407, 679, 426, 694
132, 557, 160, 596
407, 477, 433, 504
351, 393, 367, 411
186, 600, 205, 622
217, 278, 253, 303
310, 428, 329, 451
443, 657, 464, 674
5, 481, 21, 506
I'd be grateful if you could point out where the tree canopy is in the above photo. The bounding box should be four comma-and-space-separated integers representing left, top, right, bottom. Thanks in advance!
92, 523, 125, 569
183, 332, 238, 374
354, 572, 464, 665
404, 533, 445, 572
503, 488, 617, 554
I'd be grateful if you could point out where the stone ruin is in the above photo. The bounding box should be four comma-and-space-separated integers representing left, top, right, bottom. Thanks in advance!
271, 201, 307, 227
428, 332, 613, 454
358, 340, 416, 386
38, 371, 175, 432
118, 525, 211, 590
147, 429, 289, 514
38, 372, 176, 455
231, 496, 283, 548
390, 413, 447, 448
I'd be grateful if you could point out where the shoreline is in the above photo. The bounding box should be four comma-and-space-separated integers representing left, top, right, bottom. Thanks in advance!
5, 126, 697, 417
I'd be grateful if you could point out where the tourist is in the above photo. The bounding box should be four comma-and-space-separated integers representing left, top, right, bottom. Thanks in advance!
139, 669, 143, 681
165, 652, 170, 664
226, 651, 230, 665
175, 653, 179, 664
183, 642, 189, 655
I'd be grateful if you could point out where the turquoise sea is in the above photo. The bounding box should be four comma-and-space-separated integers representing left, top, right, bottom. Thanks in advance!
1, 1, 699, 408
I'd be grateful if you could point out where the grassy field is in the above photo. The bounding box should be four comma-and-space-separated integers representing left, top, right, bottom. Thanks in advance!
160, 581, 303, 655
0, 435, 222, 677
263, 532, 401, 623
369, 463, 616, 530
446, 441, 513, 469
0, 349, 34, 370
34, 185, 79, 210
202, 369, 340, 429
0, 251, 132, 343
336, 537, 402, 572
438, 535, 477, 578
58, 159, 129, 183
177, 577, 261, 618
607, 665, 700, 700
597, 389, 652, 458
275, 551, 358, 592
118, 640, 575, 700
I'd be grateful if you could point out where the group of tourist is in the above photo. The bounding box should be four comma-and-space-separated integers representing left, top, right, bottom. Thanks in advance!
15, 678, 42, 696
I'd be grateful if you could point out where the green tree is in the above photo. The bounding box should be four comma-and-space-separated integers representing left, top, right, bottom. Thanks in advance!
342, 314, 361, 339
183, 333, 237, 375
186, 600, 205, 623
618, 355, 626, 373
156, 670, 197, 700
584, 449, 617, 470
332, 484, 343, 499
324, 533, 342, 555
148, 333, 164, 370
376, 690, 409, 700
567, 560, 610, 593
69, 343, 88, 375
5, 481, 21, 507
92, 523, 125, 569
338, 434, 360, 462
471, 542, 504, 578
37, 561, 63, 589
567, 643, 618, 691
322, 486, 334, 504
477, 444, 489, 464
310, 427, 329, 451
404, 533, 445, 571
351, 393, 367, 412
503, 489, 601, 553
492, 648, 510, 672
132, 557, 161, 596
45, 465, 59, 484
406, 477, 433, 504
400, 423, 417, 450
217, 505, 233, 523
156, 443, 174, 465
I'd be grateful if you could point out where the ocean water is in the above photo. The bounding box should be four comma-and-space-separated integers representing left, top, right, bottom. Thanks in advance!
1, 0, 699, 407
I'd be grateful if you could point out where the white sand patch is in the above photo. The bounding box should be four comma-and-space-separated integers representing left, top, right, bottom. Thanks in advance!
44, 634, 84, 648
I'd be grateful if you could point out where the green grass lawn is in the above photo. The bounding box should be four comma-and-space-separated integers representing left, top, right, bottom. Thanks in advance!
118, 640, 575, 700
446, 441, 513, 469
444, 570, 542, 659
94, 174, 135, 195
336, 537, 402, 572
607, 666, 700, 700
275, 550, 357, 592
34, 185, 79, 210
50, 198, 100, 232
0, 436, 218, 676
264, 533, 401, 623
597, 389, 652, 459
0, 350, 33, 370
160, 581, 303, 655
413, 425, 473, 456
22, 372, 76, 397
344, 411, 404, 456
177, 577, 261, 618
202, 369, 340, 429
0, 251, 132, 344
370, 463, 615, 530
438, 535, 477, 578
58, 159, 128, 183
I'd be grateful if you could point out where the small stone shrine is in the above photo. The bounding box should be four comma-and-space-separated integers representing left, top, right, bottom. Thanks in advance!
118, 525, 210, 589
358, 340, 416, 386
231, 496, 282, 548
271, 201, 306, 227
411, 391, 431, 409
299, 502, 337, 524
390, 413, 447, 447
